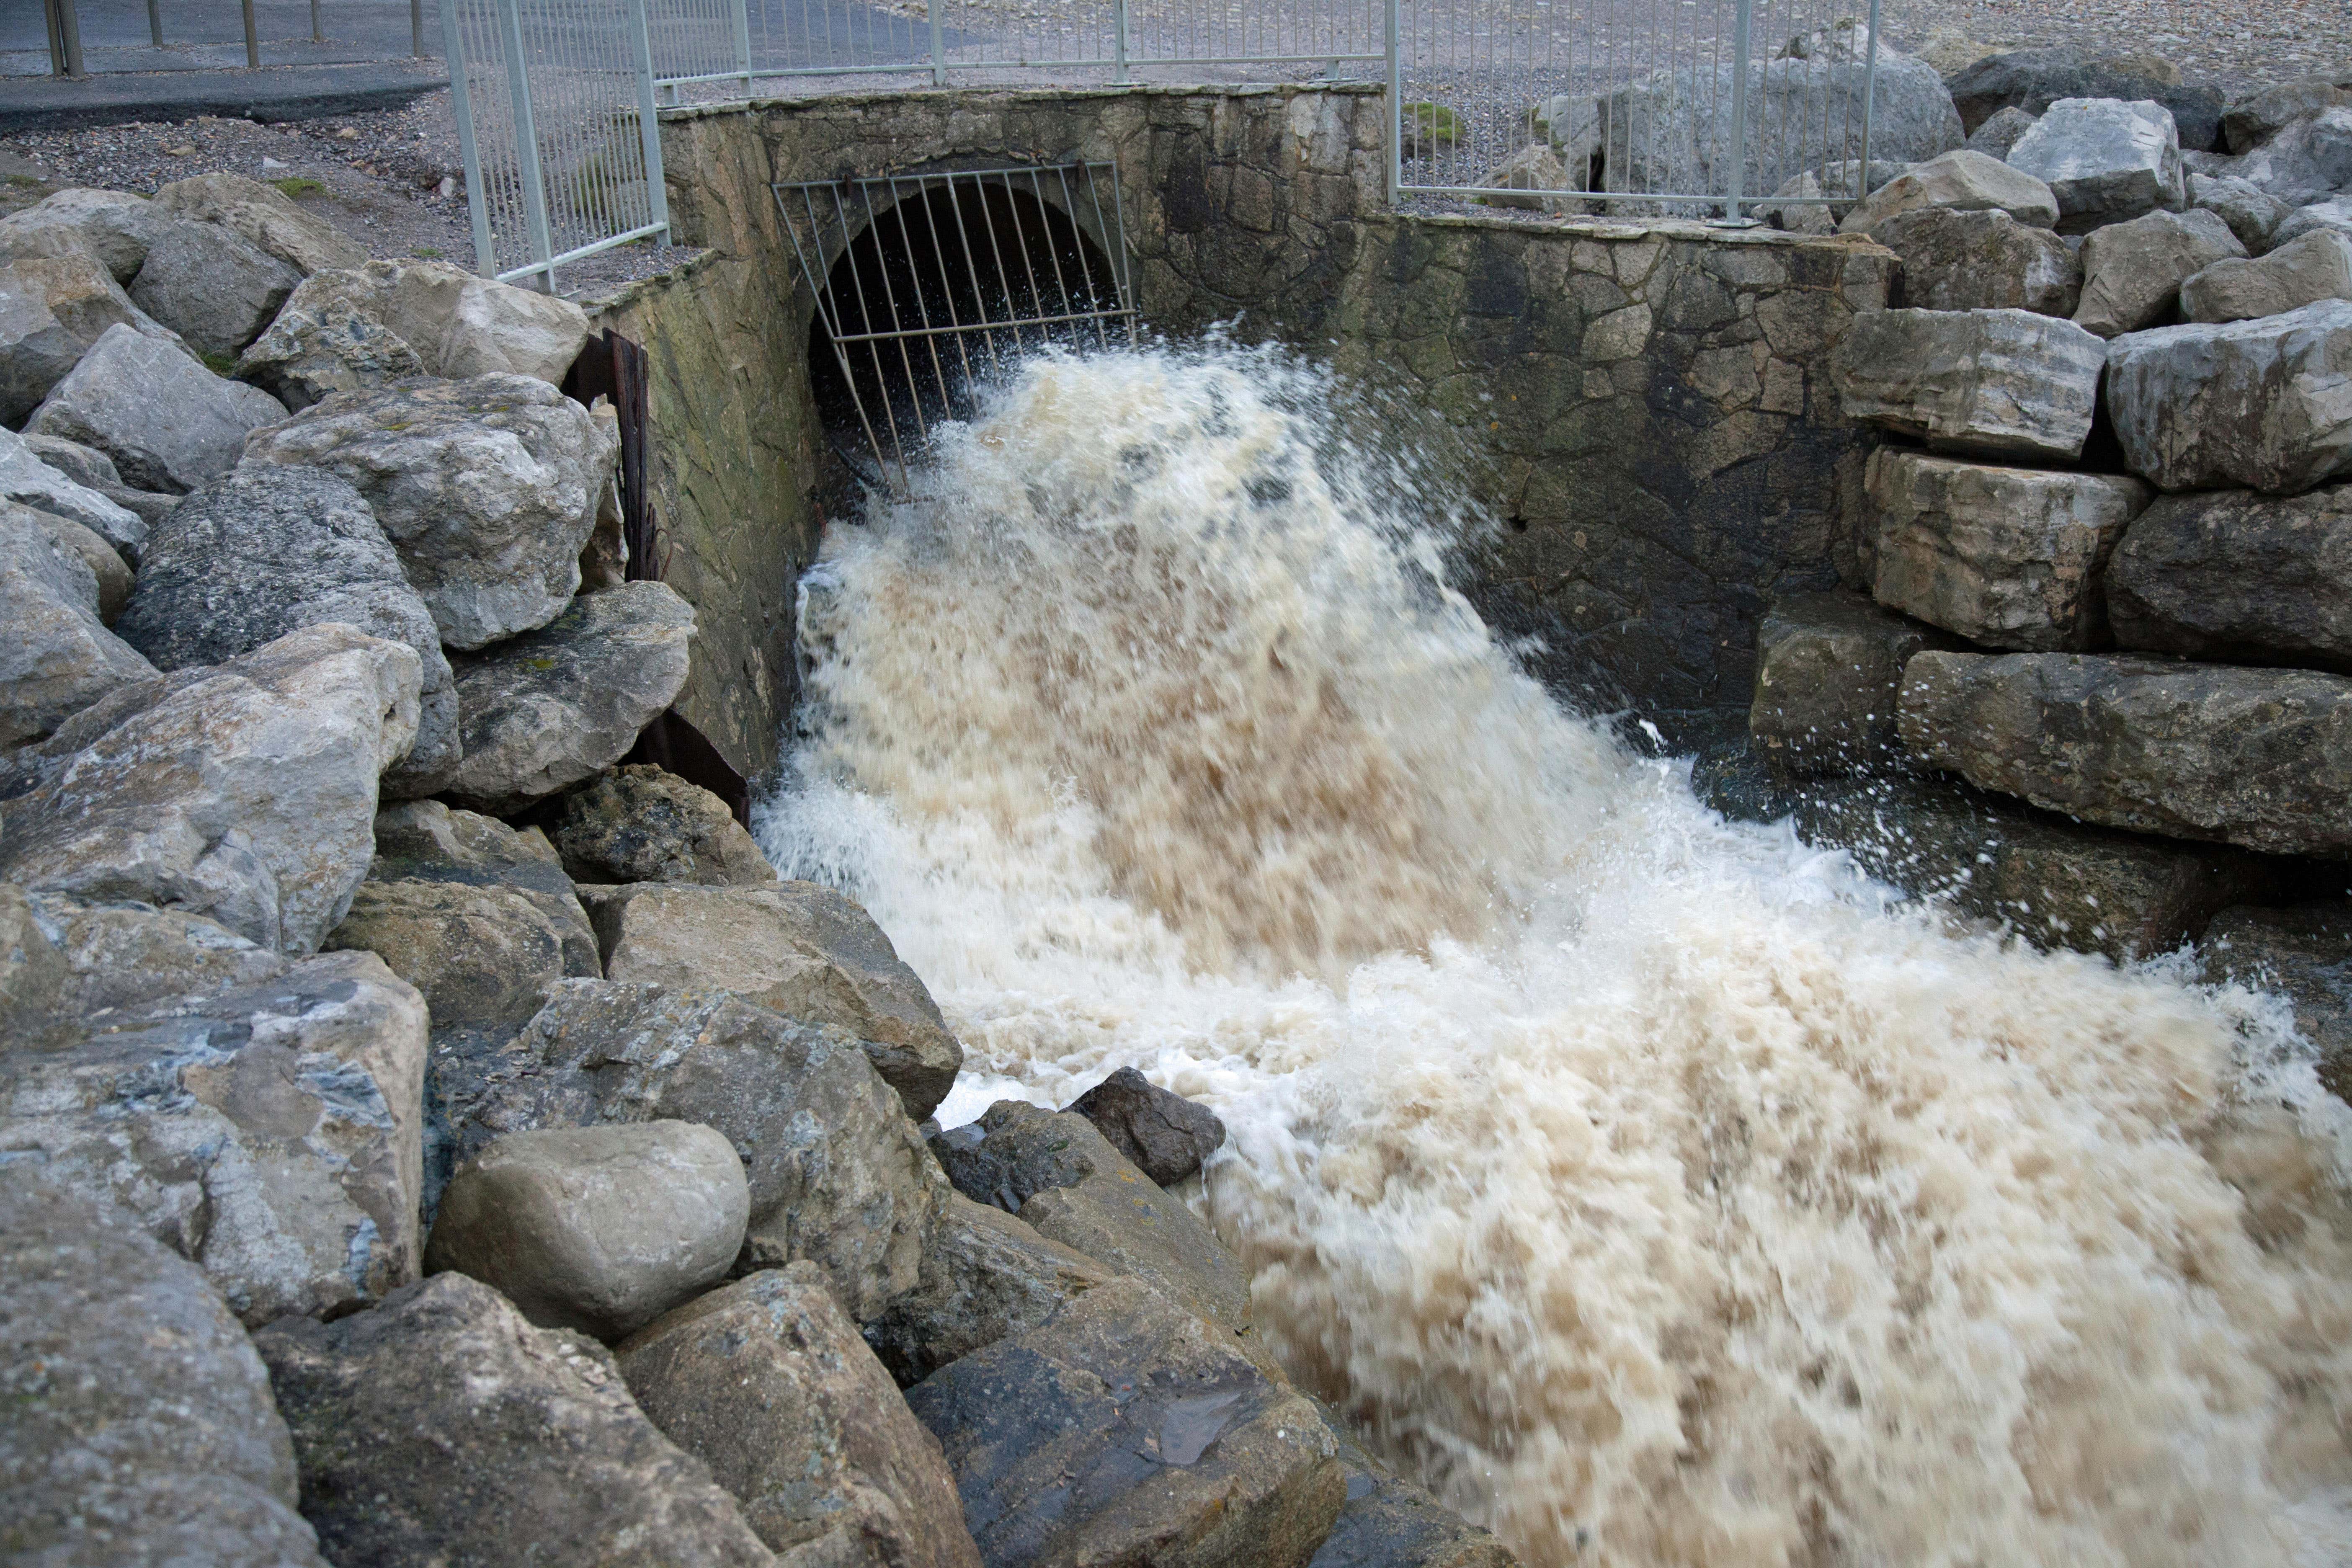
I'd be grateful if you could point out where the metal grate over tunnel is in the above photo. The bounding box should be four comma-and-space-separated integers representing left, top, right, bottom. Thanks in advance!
774, 164, 1140, 493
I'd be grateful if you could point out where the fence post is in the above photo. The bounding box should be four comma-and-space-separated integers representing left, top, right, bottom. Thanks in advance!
240, 0, 260, 67
731, 0, 754, 95
311, 0, 324, 43
1857, 0, 1882, 196
44, 0, 85, 76
413, 0, 424, 56
626, 0, 671, 242
495, 0, 559, 289
1725, 0, 1751, 219
1113, 0, 1129, 85
928, 0, 946, 86
442, 0, 499, 275
1382, 0, 1399, 204
146, 0, 162, 48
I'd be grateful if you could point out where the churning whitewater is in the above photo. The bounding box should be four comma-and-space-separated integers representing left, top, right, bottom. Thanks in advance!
756, 343, 2352, 1568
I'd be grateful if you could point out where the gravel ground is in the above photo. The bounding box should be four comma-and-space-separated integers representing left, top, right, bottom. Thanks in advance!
1874, 0, 2352, 95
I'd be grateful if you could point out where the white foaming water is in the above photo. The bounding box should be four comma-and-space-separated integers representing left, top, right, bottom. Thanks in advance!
757, 343, 2352, 1568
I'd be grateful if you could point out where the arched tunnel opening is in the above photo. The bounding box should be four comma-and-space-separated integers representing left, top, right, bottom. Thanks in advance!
790, 168, 1137, 493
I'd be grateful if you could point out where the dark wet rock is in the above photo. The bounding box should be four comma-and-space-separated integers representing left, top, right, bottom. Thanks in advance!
2200, 903, 2352, 1099
619, 1261, 985, 1568
552, 763, 775, 887
2106, 483, 2352, 671
905, 1276, 1347, 1568
1305, 1400, 1517, 1568
591, 879, 960, 1122
1067, 1065, 1228, 1187
253, 1271, 776, 1568
1749, 589, 1955, 779
861, 1193, 1120, 1388
0, 1171, 329, 1568
368, 799, 600, 977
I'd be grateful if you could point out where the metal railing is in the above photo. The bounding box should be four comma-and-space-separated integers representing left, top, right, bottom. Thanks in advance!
1387, 0, 1884, 217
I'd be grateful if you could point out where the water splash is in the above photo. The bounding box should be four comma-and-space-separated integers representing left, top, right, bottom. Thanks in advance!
758, 343, 2352, 1568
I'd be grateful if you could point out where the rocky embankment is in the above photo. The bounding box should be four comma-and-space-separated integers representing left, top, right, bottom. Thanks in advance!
1693, 64, 2352, 1088
0, 175, 1511, 1567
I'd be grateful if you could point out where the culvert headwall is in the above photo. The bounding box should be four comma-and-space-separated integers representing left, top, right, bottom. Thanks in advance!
587, 83, 1895, 778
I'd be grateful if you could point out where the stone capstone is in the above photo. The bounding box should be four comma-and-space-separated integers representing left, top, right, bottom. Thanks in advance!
1876, 205, 2080, 315
1866, 446, 2153, 649
128, 216, 304, 360
0, 423, 149, 557
552, 763, 776, 886
0, 497, 153, 746
253, 1271, 776, 1568
1066, 1066, 1228, 1187
2104, 299, 2352, 493
2189, 173, 2295, 252
27, 321, 286, 494
2006, 97, 2188, 233
1830, 306, 2105, 459
0, 250, 181, 426
437, 980, 948, 1322
151, 172, 369, 277
1945, 49, 2222, 150
0, 948, 428, 1325
2179, 229, 2352, 323
113, 463, 461, 797
425, 1120, 750, 1343
0, 1173, 329, 1568
1748, 589, 1953, 777
0, 621, 420, 955
240, 372, 616, 649
861, 1194, 1120, 1388
2106, 482, 2352, 670
591, 879, 961, 1122
1899, 649, 2352, 856
2072, 207, 2245, 337
1839, 148, 2059, 233
0, 186, 168, 283
442, 579, 695, 813
618, 1261, 986, 1568
905, 1276, 1347, 1568
2200, 903, 2352, 1100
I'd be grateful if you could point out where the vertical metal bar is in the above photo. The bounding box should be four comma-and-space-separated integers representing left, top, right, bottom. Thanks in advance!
886, 180, 959, 427
1106, 168, 1136, 344
928, 0, 946, 85
443, 0, 498, 274
1054, 166, 1112, 350
732, 0, 754, 92
971, 180, 1029, 354
938, 176, 1004, 374
1857, 0, 1881, 194
495, 0, 557, 289
240, 0, 260, 67
627, 0, 671, 240
1726, 0, 1751, 216
797, 186, 896, 493
147, 0, 162, 49
412, 0, 424, 56
1383, 0, 1399, 202
312, 0, 325, 43
53, 0, 86, 75
1112, 0, 1128, 83
913, 177, 983, 392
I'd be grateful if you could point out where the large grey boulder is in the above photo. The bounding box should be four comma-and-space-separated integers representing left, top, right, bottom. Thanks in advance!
242, 373, 614, 649
1830, 307, 2105, 460
0, 883, 70, 1042
0, 250, 181, 426
2007, 98, 2188, 233
234, 265, 429, 411
0, 1173, 329, 1568
0, 948, 428, 1325
1067, 1066, 1228, 1187
862, 1194, 1120, 1387
439, 980, 948, 1322
2223, 78, 2352, 154
443, 580, 694, 812
2275, 196, 2352, 248
1868, 449, 2153, 649
2106, 483, 2352, 670
27, 503, 132, 622
426, 1121, 750, 1343
2213, 108, 2352, 205
0, 424, 148, 557
2072, 207, 2244, 337
128, 217, 303, 360
24, 889, 288, 1014
325, 876, 586, 1036
2105, 300, 2352, 493
1876, 206, 2080, 315
591, 879, 962, 1122
906, 1276, 1346, 1568
552, 763, 775, 887
27, 322, 286, 494
1899, 650, 2352, 856
1839, 149, 2058, 233
2200, 903, 2352, 1099
1963, 105, 2039, 160
0, 622, 420, 954
1749, 589, 1954, 778
2189, 173, 2294, 252
2181, 230, 2352, 322
253, 1271, 776, 1568
368, 798, 600, 978
1946, 49, 2222, 150
151, 172, 369, 277
0, 187, 168, 283
113, 464, 460, 797
619, 1262, 986, 1568
0, 498, 153, 746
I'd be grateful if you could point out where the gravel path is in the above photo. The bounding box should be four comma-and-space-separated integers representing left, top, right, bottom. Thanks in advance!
1874, 0, 2352, 95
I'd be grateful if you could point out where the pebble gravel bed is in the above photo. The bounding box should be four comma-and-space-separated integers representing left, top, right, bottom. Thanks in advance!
1875, 0, 2352, 93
